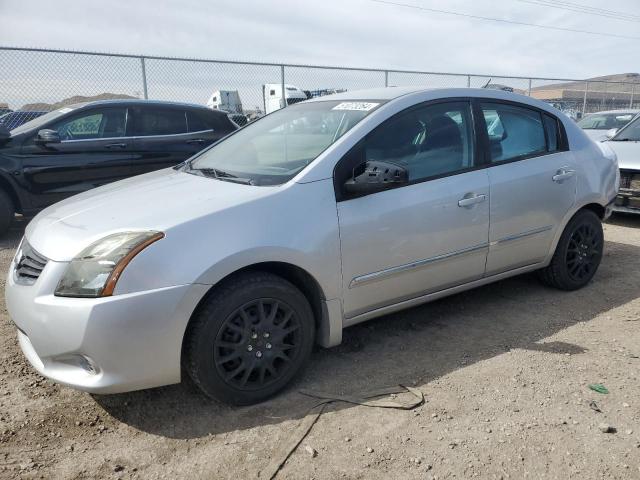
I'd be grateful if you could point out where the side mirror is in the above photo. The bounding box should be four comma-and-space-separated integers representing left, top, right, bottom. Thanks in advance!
344, 160, 409, 195
35, 129, 61, 145
604, 128, 619, 139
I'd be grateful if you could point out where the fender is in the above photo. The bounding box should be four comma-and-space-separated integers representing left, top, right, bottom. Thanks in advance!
0, 160, 29, 213
194, 247, 344, 348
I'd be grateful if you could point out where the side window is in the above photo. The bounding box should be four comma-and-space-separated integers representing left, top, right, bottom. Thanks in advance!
357, 101, 475, 183
51, 108, 127, 141
481, 103, 546, 163
134, 108, 187, 136
543, 114, 559, 152
186, 111, 212, 132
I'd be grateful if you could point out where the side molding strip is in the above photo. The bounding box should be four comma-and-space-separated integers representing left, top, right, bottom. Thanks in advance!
349, 242, 489, 289
490, 225, 553, 247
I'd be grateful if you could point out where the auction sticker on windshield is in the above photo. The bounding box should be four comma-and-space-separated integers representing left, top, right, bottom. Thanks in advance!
332, 102, 379, 111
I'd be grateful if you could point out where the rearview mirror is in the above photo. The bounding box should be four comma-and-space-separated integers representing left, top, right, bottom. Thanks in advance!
344, 160, 409, 195
604, 128, 619, 139
35, 129, 61, 145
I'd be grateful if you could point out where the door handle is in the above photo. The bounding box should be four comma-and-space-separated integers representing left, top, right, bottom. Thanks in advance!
105, 143, 127, 149
552, 167, 575, 183
458, 193, 487, 208
186, 138, 205, 145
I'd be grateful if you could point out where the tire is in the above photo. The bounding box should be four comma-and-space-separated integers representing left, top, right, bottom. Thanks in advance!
538, 209, 603, 291
0, 189, 14, 236
184, 271, 315, 405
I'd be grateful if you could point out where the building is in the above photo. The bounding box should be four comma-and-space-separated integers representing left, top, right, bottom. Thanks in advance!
530, 73, 640, 114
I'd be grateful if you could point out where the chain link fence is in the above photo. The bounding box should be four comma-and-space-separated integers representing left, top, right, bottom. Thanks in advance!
1, 46, 639, 129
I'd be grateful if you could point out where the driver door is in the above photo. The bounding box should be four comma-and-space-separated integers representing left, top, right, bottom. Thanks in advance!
20, 106, 133, 208
336, 100, 490, 319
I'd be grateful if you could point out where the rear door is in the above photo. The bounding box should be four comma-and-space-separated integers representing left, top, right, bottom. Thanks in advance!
130, 105, 190, 175
20, 106, 132, 208
478, 100, 577, 275
129, 106, 231, 176
185, 108, 235, 151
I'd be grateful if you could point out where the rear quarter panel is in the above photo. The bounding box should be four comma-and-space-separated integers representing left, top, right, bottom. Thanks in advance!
541, 118, 618, 264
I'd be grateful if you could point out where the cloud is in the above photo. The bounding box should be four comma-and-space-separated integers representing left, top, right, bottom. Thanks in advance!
0, 0, 637, 108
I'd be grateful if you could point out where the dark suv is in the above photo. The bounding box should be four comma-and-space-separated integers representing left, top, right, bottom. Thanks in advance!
0, 99, 237, 234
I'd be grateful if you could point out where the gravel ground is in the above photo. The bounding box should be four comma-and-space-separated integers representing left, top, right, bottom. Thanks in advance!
1, 215, 639, 480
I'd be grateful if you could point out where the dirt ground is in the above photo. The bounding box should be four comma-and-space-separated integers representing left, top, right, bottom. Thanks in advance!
1, 215, 639, 480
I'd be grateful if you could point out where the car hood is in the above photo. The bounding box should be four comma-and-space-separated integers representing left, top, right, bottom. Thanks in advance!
605, 140, 640, 170
26, 168, 277, 261
582, 129, 611, 142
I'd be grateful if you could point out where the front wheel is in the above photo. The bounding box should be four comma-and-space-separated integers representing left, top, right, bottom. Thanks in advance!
538, 209, 604, 290
184, 272, 315, 405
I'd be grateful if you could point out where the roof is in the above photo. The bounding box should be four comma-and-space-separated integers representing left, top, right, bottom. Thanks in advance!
305, 86, 539, 103
306, 86, 429, 102
67, 99, 218, 111
582, 109, 640, 115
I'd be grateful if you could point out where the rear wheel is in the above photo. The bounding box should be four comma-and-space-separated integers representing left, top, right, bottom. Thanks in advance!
538, 209, 603, 290
184, 271, 315, 405
0, 189, 15, 236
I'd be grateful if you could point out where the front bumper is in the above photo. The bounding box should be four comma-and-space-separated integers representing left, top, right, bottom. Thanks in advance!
612, 170, 640, 214
5, 256, 209, 394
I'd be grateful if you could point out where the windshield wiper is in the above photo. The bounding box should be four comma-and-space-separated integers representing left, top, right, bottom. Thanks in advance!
610, 138, 636, 142
191, 167, 254, 185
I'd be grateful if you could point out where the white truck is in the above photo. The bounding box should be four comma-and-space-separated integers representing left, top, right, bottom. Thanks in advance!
262, 83, 308, 115
207, 90, 242, 114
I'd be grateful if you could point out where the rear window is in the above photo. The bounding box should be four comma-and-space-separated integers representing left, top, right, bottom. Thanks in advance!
135, 107, 187, 136
543, 114, 559, 152
481, 103, 546, 163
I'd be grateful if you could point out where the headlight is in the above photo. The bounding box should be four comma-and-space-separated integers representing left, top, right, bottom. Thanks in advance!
55, 231, 164, 298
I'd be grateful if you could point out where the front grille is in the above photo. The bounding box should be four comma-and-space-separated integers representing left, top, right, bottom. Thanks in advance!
620, 170, 640, 192
14, 241, 48, 285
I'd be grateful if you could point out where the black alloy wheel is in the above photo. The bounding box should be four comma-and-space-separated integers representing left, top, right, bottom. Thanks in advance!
565, 222, 601, 283
213, 299, 302, 391
538, 209, 604, 291
185, 271, 314, 405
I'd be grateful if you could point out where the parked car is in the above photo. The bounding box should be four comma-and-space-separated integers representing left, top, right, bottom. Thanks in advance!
0, 110, 48, 131
605, 114, 640, 213
0, 99, 237, 234
6, 88, 618, 405
577, 109, 639, 142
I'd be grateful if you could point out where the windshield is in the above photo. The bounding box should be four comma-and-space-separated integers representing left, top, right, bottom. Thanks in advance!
9, 106, 78, 135
612, 115, 640, 141
577, 112, 636, 130
186, 100, 383, 185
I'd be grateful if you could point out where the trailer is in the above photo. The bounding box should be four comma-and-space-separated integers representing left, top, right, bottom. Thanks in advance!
207, 90, 243, 114
262, 84, 308, 115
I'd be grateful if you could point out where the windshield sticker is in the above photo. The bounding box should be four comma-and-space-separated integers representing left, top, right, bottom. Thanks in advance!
58, 107, 74, 114
332, 102, 380, 111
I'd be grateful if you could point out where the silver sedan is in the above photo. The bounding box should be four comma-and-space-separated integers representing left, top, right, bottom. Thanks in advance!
6, 87, 619, 405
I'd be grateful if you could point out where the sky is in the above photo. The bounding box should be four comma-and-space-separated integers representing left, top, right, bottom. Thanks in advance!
1, 0, 639, 109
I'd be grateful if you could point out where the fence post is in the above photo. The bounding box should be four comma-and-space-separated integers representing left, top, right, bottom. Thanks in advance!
384, 70, 389, 87
467, 75, 471, 88
528, 78, 532, 96
280, 65, 286, 109
140, 57, 148, 100
582, 81, 589, 115
630, 84, 635, 108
